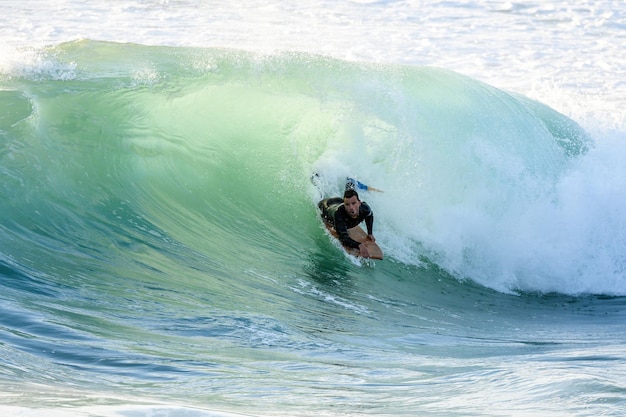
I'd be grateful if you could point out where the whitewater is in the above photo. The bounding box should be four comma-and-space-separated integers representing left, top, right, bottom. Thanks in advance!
1, 1, 626, 416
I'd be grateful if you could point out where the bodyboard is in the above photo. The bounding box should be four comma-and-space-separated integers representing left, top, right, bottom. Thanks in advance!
323, 220, 383, 260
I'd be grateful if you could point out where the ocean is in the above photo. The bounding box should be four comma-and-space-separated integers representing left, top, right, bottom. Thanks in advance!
1, 1, 626, 416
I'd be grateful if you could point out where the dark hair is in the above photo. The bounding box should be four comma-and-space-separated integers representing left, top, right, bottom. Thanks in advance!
343, 189, 360, 200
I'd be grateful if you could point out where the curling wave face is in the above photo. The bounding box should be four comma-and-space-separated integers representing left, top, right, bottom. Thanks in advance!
2, 40, 606, 295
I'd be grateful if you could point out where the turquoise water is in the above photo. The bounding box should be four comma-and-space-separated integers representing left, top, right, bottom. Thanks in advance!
1, 41, 626, 416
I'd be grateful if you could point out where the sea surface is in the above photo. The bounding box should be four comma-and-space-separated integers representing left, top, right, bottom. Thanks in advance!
1, 1, 626, 416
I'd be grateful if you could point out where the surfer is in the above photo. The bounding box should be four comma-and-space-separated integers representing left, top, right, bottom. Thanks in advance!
318, 189, 375, 258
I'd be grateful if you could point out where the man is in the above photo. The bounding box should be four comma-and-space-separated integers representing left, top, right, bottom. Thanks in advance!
318, 189, 375, 258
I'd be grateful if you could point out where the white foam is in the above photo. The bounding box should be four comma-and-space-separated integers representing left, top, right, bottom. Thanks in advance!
1, 0, 624, 126
0, 405, 250, 417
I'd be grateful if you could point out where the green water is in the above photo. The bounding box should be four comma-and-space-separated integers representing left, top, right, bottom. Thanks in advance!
4, 41, 625, 417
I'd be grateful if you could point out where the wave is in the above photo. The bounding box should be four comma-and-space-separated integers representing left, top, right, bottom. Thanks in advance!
3, 40, 625, 296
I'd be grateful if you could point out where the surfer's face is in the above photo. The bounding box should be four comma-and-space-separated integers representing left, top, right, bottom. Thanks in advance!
344, 195, 361, 218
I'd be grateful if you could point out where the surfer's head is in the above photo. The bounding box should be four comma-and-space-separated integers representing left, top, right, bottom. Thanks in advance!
343, 189, 359, 200
343, 189, 361, 218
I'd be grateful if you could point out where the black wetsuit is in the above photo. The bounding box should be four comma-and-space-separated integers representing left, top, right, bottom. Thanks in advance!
318, 198, 374, 249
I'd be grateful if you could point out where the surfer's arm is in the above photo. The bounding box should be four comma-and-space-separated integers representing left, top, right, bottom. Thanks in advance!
334, 215, 362, 249
336, 227, 362, 249
362, 203, 374, 236
365, 214, 373, 236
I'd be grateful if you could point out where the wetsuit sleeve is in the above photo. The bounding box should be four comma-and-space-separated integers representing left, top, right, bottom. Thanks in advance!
362, 202, 374, 235
333, 210, 362, 249
365, 213, 373, 235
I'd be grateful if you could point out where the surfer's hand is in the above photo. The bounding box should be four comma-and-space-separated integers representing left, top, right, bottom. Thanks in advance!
359, 243, 370, 258
366, 234, 376, 242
